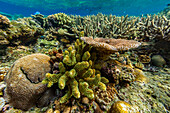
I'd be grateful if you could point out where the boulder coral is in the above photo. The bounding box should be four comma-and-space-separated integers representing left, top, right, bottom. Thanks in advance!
4, 54, 52, 110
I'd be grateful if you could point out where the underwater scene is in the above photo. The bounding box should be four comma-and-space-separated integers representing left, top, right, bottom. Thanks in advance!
0, 0, 170, 113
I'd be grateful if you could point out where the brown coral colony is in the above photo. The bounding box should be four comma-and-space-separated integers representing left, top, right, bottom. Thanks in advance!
81, 37, 141, 53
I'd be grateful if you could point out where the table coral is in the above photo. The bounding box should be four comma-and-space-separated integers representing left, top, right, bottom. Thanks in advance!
80, 37, 141, 69
42, 39, 109, 103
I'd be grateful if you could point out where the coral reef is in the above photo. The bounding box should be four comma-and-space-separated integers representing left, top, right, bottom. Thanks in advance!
0, 12, 169, 113
42, 39, 109, 103
100, 50, 149, 86
32, 13, 77, 47
32, 13, 169, 47
32, 13, 169, 43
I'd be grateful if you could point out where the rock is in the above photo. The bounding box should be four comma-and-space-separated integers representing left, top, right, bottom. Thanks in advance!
151, 55, 166, 67
70, 105, 79, 112
46, 108, 53, 113
108, 101, 138, 113
81, 97, 89, 105
4, 53, 52, 110
134, 69, 149, 83
0, 97, 5, 111
63, 106, 71, 113
54, 110, 60, 113
93, 101, 103, 113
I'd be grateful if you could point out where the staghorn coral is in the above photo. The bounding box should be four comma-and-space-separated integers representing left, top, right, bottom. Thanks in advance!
137, 14, 170, 41
42, 39, 109, 103
72, 13, 169, 42
31, 14, 45, 28
31, 13, 169, 42
72, 13, 139, 39
158, 6, 170, 19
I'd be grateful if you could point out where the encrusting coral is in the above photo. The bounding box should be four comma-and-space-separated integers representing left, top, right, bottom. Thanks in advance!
42, 39, 109, 103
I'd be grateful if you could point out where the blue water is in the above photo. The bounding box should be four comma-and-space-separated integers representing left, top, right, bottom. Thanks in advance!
0, 0, 169, 17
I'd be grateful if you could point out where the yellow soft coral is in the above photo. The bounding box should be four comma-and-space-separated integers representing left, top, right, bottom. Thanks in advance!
42, 39, 109, 103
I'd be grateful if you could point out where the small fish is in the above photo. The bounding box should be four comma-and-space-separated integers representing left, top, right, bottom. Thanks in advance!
34, 11, 40, 15
167, 4, 170, 6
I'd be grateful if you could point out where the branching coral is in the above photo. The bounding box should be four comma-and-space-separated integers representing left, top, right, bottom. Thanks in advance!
72, 13, 139, 39
72, 13, 169, 41
137, 14, 170, 41
45, 13, 75, 28
42, 39, 109, 103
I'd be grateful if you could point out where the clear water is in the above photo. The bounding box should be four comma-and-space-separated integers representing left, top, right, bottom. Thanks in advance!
0, 0, 169, 16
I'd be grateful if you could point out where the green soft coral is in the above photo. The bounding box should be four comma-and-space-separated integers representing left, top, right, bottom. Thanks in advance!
42, 39, 109, 103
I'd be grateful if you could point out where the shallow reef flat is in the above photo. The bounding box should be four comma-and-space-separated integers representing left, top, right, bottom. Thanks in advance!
0, 10, 169, 113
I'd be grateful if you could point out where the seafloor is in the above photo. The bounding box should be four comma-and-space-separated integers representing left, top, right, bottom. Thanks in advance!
0, 7, 169, 113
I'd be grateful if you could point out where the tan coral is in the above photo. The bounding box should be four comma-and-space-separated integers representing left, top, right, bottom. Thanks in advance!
81, 37, 141, 63
81, 37, 141, 53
